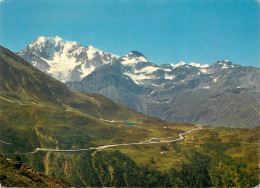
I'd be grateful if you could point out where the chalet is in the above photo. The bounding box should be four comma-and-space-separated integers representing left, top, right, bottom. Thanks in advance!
149, 138, 160, 142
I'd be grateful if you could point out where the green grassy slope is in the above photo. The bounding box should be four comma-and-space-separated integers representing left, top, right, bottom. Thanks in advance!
0, 156, 69, 187
12, 127, 258, 188
108, 125, 260, 171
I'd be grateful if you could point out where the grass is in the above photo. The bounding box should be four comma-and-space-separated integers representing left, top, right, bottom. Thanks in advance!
106, 140, 190, 171
1, 93, 258, 174
106, 125, 260, 171
0, 96, 196, 154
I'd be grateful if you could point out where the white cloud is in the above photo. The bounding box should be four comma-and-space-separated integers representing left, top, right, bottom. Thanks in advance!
0, 0, 4, 2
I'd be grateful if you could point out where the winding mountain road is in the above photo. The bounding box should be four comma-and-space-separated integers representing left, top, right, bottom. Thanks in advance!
95, 126, 201, 150
3, 126, 202, 155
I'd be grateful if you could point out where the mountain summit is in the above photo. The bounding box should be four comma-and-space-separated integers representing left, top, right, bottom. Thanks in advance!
120, 51, 148, 66
18, 36, 119, 82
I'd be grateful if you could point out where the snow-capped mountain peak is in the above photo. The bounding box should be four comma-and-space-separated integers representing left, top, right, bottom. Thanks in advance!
171, 61, 187, 68
18, 36, 119, 82
171, 61, 210, 69
128, 51, 146, 58
121, 51, 148, 66
189, 62, 209, 68
212, 60, 236, 69
31, 36, 78, 47
18, 36, 242, 85
28, 36, 81, 59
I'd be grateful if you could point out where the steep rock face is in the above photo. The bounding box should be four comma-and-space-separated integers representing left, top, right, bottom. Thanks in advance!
67, 61, 150, 112
18, 37, 260, 127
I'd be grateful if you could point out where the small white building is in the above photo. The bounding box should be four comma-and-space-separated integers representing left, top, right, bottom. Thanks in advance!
149, 138, 160, 142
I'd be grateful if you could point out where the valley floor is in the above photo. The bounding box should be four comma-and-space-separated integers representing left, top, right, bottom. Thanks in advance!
2, 126, 202, 155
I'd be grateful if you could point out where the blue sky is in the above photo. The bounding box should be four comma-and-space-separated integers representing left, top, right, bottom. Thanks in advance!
0, 0, 259, 66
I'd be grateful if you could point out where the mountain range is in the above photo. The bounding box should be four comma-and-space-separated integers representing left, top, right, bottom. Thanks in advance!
18, 36, 260, 127
0, 44, 259, 187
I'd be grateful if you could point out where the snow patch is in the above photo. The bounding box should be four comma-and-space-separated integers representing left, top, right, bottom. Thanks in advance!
35, 36, 46, 45
122, 57, 148, 65
137, 56, 147, 62
134, 66, 173, 75
163, 69, 172, 72
151, 83, 161, 86
124, 72, 155, 85
189, 62, 209, 68
165, 73, 175, 80
121, 53, 148, 66
45, 51, 78, 82
87, 45, 99, 60
135, 66, 160, 74
171, 61, 186, 68
221, 64, 228, 69
200, 69, 210, 74
80, 65, 96, 79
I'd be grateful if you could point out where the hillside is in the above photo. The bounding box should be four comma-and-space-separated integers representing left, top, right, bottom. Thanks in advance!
6, 126, 258, 187
0, 156, 69, 187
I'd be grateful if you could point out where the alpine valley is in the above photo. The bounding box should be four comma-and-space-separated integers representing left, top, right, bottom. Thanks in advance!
18, 36, 260, 127
0, 44, 259, 187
